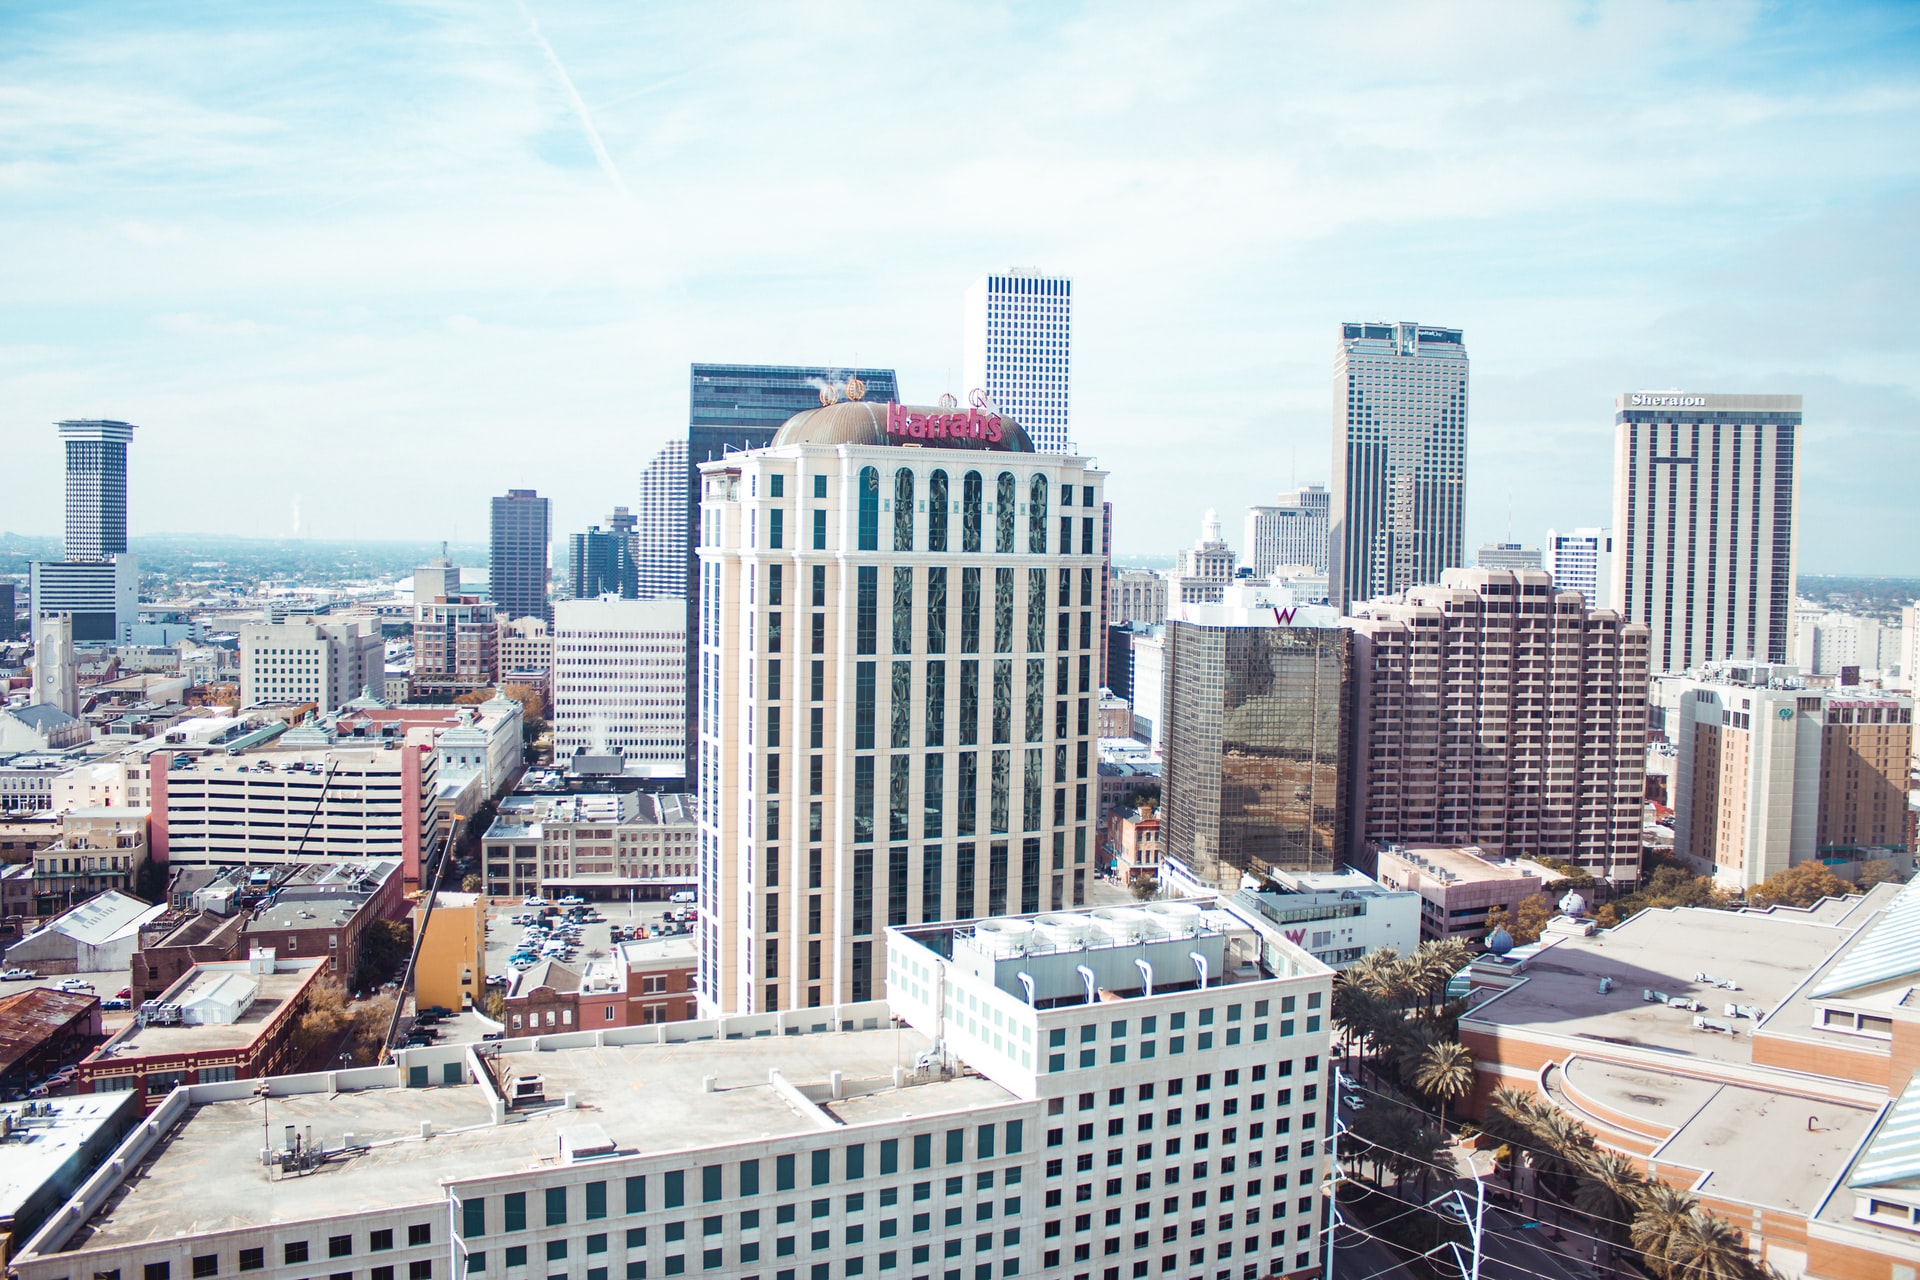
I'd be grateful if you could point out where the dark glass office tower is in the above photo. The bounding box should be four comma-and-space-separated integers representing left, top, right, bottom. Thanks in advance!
59, 419, 135, 561
1160, 621, 1352, 884
570, 517, 638, 600
490, 489, 552, 623
682, 363, 899, 779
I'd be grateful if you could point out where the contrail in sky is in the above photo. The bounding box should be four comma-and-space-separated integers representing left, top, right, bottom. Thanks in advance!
514, 0, 631, 198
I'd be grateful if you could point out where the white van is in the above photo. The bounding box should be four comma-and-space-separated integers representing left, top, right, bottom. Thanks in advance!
669, 889, 697, 904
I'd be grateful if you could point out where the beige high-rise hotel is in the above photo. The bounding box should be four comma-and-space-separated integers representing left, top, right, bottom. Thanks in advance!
695, 397, 1107, 1013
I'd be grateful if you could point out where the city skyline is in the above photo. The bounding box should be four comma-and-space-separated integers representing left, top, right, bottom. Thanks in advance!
3, 5, 1918, 571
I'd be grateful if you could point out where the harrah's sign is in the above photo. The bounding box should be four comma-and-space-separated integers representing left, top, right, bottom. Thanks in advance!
886, 401, 1006, 445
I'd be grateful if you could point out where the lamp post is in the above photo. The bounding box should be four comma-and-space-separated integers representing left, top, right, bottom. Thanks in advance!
1425, 1171, 1487, 1280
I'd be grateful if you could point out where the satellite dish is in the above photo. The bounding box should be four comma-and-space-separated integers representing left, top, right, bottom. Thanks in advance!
1486, 927, 1514, 956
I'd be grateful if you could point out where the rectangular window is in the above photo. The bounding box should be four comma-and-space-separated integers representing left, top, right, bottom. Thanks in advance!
993, 568, 1014, 653
960, 568, 981, 653
959, 660, 980, 746
889, 755, 910, 842
587, 1182, 607, 1220
853, 757, 875, 844
988, 840, 1009, 915
956, 841, 976, 918
889, 846, 909, 926
926, 567, 947, 654
914, 1134, 933, 1170
947, 1129, 966, 1164
703, 1165, 723, 1203
813, 1149, 832, 1186
857, 567, 878, 655
504, 1195, 527, 1233
923, 754, 944, 838
990, 750, 1010, 834
957, 754, 977, 835
1023, 748, 1043, 831
855, 662, 876, 750
463, 1199, 486, 1239
769, 508, 784, 549
742, 1160, 760, 1196
546, 1187, 567, 1226
626, 1177, 647, 1214
286, 1245, 309, 1266
992, 660, 1012, 744
893, 567, 913, 654
1028, 568, 1047, 652
854, 853, 873, 934
240, 1251, 264, 1272
665, 1170, 685, 1209
813, 508, 827, 549
891, 662, 912, 749
778, 1154, 797, 1191
193, 1258, 218, 1279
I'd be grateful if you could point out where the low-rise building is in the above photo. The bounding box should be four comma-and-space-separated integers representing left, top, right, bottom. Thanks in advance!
0, 988, 102, 1097
496, 617, 553, 699
78, 950, 328, 1110
1104, 802, 1163, 883
0, 752, 96, 815
1, 863, 36, 942
31, 808, 149, 917
0, 1093, 140, 1267
12, 892, 1335, 1280
1460, 878, 1920, 1280
237, 618, 384, 713
1245, 868, 1423, 969
128, 910, 247, 1004
501, 935, 698, 1035
411, 892, 484, 1011
4, 891, 167, 977
1372, 843, 1550, 946
244, 858, 405, 986
481, 791, 696, 901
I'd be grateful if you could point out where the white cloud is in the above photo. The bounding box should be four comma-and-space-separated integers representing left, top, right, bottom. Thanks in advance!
0, 0, 1915, 573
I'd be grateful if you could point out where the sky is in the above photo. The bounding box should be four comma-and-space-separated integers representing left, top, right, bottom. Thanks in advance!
3, 0, 1918, 573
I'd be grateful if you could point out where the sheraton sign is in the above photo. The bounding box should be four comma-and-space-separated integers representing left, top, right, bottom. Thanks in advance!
886, 400, 1007, 445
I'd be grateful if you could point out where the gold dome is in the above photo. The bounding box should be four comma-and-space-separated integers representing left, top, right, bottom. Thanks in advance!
771, 400, 1034, 451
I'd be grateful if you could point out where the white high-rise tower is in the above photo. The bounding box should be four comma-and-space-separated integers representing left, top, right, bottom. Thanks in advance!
1609, 392, 1800, 674
962, 271, 1072, 453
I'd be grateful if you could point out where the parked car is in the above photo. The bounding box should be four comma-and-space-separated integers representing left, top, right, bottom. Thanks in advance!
485, 974, 508, 987
102, 997, 131, 1010
481, 1030, 504, 1042
54, 979, 95, 993
0, 968, 35, 981
558, 895, 585, 906
116, 987, 131, 998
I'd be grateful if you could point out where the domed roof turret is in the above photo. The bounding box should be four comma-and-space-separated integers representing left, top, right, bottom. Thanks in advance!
772, 400, 1033, 451
1486, 927, 1514, 956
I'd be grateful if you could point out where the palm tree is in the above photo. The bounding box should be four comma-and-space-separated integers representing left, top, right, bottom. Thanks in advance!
1575, 1150, 1646, 1275
1631, 1180, 1700, 1279
1663, 1210, 1753, 1280
1414, 938, 1471, 1010
1535, 1108, 1596, 1199
1412, 1040, 1476, 1131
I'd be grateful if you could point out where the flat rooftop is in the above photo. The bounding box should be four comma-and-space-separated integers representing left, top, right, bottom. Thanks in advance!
1382, 845, 1544, 884
0, 1096, 133, 1221
1464, 901, 1862, 1065
69, 1026, 1010, 1249
93, 966, 315, 1058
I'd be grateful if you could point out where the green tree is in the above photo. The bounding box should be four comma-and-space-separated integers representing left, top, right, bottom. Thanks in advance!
462, 873, 483, 894
1411, 1040, 1476, 1131
1486, 894, 1556, 944
355, 918, 412, 990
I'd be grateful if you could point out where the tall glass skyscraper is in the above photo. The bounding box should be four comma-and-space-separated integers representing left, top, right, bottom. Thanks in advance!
1609, 392, 1799, 673
1159, 606, 1352, 884
59, 419, 135, 561
963, 272, 1072, 454
1329, 323, 1469, 610
489, 489, 551, 623
682, 363, 900, 780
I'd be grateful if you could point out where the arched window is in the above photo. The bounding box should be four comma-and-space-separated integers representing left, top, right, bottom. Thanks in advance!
893, 468, 915, 551
1028, 475, 1049, 553
928, 470, 949, 552
995, 472, 1016, 553
858, 466, 880, 551
962, 471, 983, 553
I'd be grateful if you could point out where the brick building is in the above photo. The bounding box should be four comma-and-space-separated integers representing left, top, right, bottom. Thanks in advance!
500, 935, 696, 1035
0, 988, 102, 1095
79, 951, 327, 1110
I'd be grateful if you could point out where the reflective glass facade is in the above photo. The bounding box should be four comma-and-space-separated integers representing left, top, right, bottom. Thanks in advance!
1161, 622, 1352, 883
